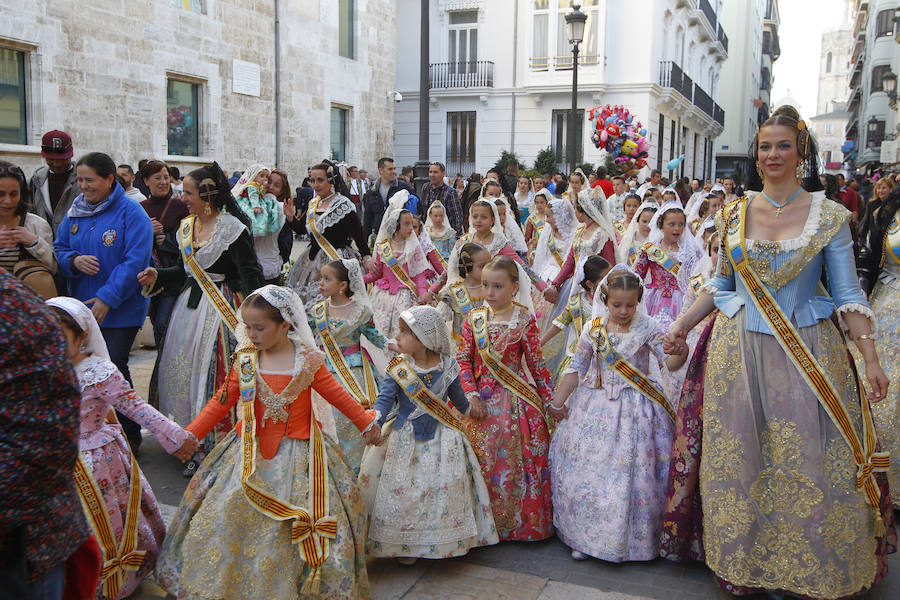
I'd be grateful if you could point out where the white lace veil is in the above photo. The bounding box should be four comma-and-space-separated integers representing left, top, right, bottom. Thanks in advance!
45, 296, 110, 360
424, 201, 456, 240
533, 198, 576, 277
686, 192, 718, 226
340, 257, 373, 316
445, 199, 508, 289
494, 196, 528, 254
375, 189, 431, 278
647, 201, 704, 292
576, 185, 617, 245
617, 200, 659, 264
236, 285, 337, 439
590, 263, 648, 320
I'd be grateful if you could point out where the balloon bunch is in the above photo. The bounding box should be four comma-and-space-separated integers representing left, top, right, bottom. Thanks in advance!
588, 105, 649, 174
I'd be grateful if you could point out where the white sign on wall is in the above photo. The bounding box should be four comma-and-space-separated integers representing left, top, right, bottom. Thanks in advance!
880, 140, 898, 164
232, 60, 261, 97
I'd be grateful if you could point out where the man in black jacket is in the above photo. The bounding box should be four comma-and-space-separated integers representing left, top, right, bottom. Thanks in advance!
362, 157, 413, 247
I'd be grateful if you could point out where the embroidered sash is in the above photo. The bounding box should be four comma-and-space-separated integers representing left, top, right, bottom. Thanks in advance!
74, 453, 145, 599
588, 317, 676, 421
544, 224, 564, 267
886, 211, 900, 265
557, 292, 586, 375
690, 273, 706, 297
571, 223, 587, 258
179, 215, 238, 333
641, 242, 680, 275
312, 300, 377, 409
378, 240, 420, 296
236, 349, 337, 572
725, 200, 889, 508
387, 356, 465, 434
469, 306, 551, 428
614, 221, 626, 237
307, 196, 341, 261
450, 282, 478, 316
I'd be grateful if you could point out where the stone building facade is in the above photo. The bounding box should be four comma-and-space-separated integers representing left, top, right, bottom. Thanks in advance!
0, 0, 396, 181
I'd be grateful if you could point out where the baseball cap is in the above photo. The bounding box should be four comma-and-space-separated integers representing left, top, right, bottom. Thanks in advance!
41, 130, 74, 159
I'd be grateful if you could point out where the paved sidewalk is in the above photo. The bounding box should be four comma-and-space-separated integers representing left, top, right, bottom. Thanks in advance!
127, 347, 898, 600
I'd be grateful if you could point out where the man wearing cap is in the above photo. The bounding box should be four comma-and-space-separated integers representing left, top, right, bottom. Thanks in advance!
29, 130, 80, 239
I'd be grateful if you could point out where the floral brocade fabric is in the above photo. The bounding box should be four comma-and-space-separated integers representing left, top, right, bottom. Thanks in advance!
457, 306, 555, 542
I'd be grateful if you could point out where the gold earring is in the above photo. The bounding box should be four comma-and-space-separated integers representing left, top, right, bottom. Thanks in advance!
203, 203, 212, 216
756, 162, 764, 181
796, 162, 804, 181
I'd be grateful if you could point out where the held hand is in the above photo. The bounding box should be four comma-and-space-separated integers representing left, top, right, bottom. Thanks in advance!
548, 402, 568, 421
84, 297, 110, 324
543, 285, 559, 304
664, 321, 688, 355
363, 426, 383, 446
137, 267, 158, 287
363, 255, 376, 275
467, 397, 487, 420
865, 361, 890, 402
418, 291, 436, 305
73, 254, 101, 276
149, 217, 164, 234
173, 435, 199, 462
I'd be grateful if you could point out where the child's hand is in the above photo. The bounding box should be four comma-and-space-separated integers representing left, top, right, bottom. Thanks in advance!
467, 397, 486, 420
364, 426, 383, 446
253, 206, 263, 215
173, 434, 199, 462
387, 341, 401, 354
548, 402, 568, 421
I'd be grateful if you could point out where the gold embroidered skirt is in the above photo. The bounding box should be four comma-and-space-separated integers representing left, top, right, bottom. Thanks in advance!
700, 311, 890, 599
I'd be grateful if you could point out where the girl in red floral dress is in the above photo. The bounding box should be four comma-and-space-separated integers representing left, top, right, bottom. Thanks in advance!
458, 256, 555, 541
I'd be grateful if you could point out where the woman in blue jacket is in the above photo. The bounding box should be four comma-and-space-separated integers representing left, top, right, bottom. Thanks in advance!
55, 152, 153, 451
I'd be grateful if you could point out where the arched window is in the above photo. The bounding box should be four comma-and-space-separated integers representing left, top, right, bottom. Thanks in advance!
826, 52, 832, 73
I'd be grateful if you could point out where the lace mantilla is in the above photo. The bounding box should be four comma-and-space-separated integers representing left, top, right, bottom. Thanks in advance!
183, 214, 247, 274
75, 355, 118, 391
315, 194, 356, 232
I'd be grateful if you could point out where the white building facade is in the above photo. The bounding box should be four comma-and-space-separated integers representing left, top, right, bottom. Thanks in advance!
715, 0, 780, 184
392, 0, 727, 182
0, 0, 396, 179
817, 26, 853, 114
846, 0, 900, 172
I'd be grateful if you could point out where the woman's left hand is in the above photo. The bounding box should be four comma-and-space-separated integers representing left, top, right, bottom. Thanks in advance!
865, 361, 890, 402
84, 297, 110, 324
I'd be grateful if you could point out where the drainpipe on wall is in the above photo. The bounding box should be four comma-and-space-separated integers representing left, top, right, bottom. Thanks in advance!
510, 0, 518, 154
274, 0, 282, 168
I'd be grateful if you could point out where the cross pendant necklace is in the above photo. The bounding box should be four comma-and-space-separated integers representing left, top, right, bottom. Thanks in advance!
761, 188, 804, 218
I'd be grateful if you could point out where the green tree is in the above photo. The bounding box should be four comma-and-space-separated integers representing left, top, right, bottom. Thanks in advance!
576, 162, 595, 176
533, 147, 558, 175
604, 153, 626, 178
493, 150, 525, 172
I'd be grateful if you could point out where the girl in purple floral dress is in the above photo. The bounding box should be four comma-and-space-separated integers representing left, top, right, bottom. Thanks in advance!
47, 297, 196, 599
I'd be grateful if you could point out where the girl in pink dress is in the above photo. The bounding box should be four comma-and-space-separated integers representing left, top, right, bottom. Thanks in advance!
46, 297, 196, 600
364, 190, 434, 339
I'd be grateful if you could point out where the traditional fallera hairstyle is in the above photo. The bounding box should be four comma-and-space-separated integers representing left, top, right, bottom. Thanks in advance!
311, 159, 351, 198
187, 162, 253, 231
747, 104, 823, 193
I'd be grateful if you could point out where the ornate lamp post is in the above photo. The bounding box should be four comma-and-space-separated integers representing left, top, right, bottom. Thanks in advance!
565, 3, 587, 175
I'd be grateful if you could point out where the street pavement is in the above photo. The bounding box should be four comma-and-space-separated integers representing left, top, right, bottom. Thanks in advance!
126, 343, 900, 600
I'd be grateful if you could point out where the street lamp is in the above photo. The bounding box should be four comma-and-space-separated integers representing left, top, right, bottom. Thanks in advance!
882, 70, 898, 110
565, 3, 587, 175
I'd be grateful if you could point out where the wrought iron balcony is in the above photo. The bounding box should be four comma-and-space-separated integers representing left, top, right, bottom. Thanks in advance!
694, 84, 714, 117
699, 0, 717, 32
717, 25, 728, 53
659, 61, 693, 102
429, 61, 494, 89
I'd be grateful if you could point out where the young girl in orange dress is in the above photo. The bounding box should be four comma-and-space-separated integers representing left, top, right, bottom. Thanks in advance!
458, 256, 555, 541
155, 285, 382, 600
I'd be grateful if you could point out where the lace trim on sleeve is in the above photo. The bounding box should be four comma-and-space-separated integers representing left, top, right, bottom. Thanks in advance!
836, 302, 875, 321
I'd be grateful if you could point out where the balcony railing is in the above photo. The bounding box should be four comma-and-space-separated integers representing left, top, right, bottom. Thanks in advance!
659, 61, 693, 101
694, 84, 714, 117
659, 61, 724, 124
714, 103, 725, 126
717, 25, 728, 53
429, 61, 494, 89
699, 0, 717, 32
